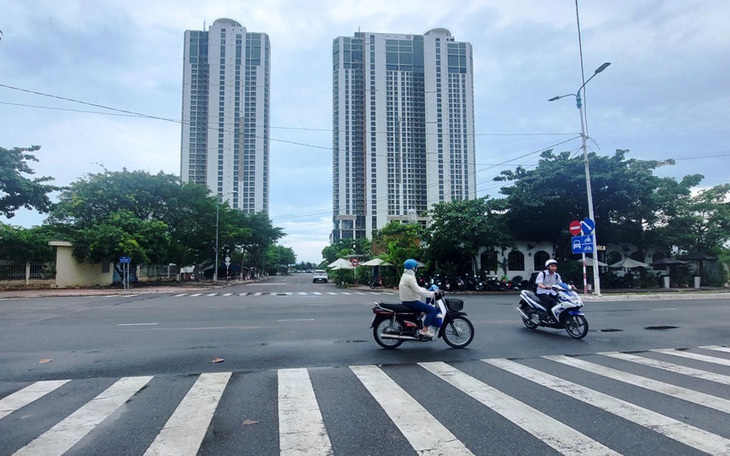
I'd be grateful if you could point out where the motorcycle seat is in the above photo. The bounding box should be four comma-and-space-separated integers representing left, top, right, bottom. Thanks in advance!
377, 302, 415, 313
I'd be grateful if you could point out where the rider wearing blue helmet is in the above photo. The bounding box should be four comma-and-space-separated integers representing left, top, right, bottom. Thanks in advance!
399, 259, 437, 339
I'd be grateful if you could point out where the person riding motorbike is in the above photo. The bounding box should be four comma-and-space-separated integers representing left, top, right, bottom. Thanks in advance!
399, 259, 438, 339
535, 259, 563, 315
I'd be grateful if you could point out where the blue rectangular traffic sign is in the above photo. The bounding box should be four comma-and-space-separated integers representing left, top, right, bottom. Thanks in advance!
571, 235, 594, 254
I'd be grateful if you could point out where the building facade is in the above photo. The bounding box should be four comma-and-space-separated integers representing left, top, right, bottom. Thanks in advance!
332, 28, 476, 242
181, 18, 270, 213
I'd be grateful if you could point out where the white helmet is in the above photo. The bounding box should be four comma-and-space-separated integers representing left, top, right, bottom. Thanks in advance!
545, 259, 558, 268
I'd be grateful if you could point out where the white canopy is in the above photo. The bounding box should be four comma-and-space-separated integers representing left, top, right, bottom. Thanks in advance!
609, 258, 650, 268
360, 258, 392, 266
576, 257, 608, 267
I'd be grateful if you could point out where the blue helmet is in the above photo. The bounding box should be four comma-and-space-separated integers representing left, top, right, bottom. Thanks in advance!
404, 259, 418, 270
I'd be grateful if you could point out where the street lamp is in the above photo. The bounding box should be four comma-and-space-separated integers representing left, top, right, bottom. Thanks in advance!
549, 62, 610, 296
214, 192, 234, 282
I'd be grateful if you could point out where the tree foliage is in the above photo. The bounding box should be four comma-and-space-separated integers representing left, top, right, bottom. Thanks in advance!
495, 149, 703, 257
427, 197, 511, 273
47, 169, 283, 274
0, 146, 58, 218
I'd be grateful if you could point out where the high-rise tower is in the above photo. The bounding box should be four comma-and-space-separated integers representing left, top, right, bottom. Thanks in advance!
332, 28, 475, 242
181, 18, 270, 213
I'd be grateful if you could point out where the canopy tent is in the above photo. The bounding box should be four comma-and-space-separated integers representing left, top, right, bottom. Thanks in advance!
609, 258, 650, 269
576, 257, 608, 267
649, 258, 688, 268
327, 258, 352, 269
360, 258, 393, 267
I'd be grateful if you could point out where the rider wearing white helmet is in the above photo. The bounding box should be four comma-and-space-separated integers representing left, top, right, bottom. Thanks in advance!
535, 259, 563, 310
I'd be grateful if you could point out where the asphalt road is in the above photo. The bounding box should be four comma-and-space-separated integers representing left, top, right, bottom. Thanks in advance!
0, 274, 728, 455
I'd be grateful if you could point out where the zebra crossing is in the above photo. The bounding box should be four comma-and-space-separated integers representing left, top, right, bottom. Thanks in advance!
1, 346, 728, 455
166, 290, 396, 298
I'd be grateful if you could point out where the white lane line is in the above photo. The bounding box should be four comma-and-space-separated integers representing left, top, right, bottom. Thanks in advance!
313, 292, 322, 295
298, 292, 307, 295
545, 355, 730, 414
238, 292, 248, 296
420, 362, 618, 455
189, 293, 202, 297
0, 380, 70, 420
341, 292, 352, 295
117, 322, 158, 326
327, 292, 337, 295
278, 319, 315, 322
206, 293, 218, 297
173, 293, 188, 297
701, 345, 730, 354
600, 352, 730, 385
13, 376, 153, 456
254, 292, 263, 296
223, 293, 233, 297
144, 372, 231, 456
652, 348, 730, 367
350, 364, 473, 455
485, 358, 730, 455
278, 368, 333, 456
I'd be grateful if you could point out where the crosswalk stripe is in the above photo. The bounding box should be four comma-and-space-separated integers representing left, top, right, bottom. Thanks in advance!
173, 293, 187, 297
485, 358, 730, 455
206, 293, 217, 297
701, 345, 730, 354
313, 292, 322, 295
545, 355, 730, 413
223, 293, 233, 296
351, 364, 473, 455
254, 292, 263, 296
278, 368, 333, 455
652, 348, 730, 367
420, 362, 618, 455
144, 372, 231, 456
327, 292, 337, 295
189, 293, 202, 297
0, 380, 69, 420
600, 351, 730, 385
12, 376, 153, 456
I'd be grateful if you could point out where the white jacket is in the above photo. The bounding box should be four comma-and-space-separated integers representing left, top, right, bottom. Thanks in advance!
399, 269, 432, 302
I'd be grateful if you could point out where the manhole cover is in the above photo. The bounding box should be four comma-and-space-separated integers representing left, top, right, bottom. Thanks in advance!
644, 325, 678, 330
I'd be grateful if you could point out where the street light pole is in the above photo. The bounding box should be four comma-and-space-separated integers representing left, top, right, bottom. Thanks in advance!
214, 192, 234, 282
549, 62, 610, 296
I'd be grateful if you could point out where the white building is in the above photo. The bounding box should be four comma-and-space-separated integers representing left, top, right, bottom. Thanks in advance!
332, 29, 476, 242
180, 18, 270, 213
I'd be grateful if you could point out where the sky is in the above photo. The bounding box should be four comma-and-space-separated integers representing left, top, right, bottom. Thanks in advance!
1, 0, 728, 264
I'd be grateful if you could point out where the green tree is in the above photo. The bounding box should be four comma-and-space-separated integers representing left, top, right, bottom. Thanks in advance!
0, 223, 57, 263
427, 197, 511, 275
370, 221, 425, 277
656, 184, 730, 254
0, 146, 58, 218
495, 149, 700, 258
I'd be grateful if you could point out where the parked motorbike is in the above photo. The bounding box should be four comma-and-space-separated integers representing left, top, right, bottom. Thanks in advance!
515, 282, 589, 339
369, 277, 384, 288
370, 292, 474, 349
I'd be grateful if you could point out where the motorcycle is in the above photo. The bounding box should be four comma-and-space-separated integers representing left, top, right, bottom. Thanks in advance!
370, 291, 475, 349
515, 282, 589, 339
369, 276, 384, 288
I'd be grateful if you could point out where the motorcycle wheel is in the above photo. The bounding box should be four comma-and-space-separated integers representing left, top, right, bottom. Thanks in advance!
565, 315, 589, 339
520, 302, 539, 329
373, 319, 405, 349
441, 316, 474, 348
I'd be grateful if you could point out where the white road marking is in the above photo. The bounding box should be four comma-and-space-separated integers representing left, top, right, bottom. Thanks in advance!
652, 348, 730, 367
701, 345, 730, 354
420, 362, 618, 455
278, 368, 333, 456
545, 355, 730, 413
13, 376, 153, 456
485, 358, 730, 455
351, 364, 473, 455
189, 293, 202, 297
0, 380, 69, 420
144, 372, 231, 456
600, 351, 730, 385
117, 323, 158, 326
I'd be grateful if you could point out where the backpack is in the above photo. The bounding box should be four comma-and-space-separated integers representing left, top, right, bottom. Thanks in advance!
532, 272, 545, 293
